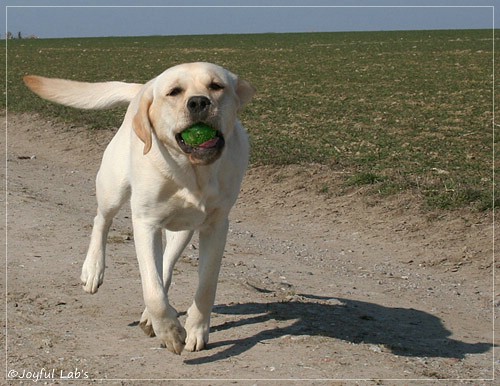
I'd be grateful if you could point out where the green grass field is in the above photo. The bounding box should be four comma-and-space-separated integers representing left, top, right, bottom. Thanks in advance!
4, 30, 498, 210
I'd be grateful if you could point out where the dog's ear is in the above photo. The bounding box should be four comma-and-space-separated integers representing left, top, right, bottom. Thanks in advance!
132, 86, 154, 155
236, 78, 256, 112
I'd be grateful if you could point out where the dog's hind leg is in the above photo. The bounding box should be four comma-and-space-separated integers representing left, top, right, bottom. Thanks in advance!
162, 230, 194, 290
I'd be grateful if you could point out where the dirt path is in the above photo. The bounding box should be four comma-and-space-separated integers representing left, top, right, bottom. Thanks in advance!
3, 113, 497, 384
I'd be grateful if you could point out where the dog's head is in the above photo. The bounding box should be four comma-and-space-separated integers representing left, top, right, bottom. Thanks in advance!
133, 62, 255, 165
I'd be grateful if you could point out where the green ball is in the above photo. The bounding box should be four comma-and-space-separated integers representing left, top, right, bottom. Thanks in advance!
181, 123, 217, 146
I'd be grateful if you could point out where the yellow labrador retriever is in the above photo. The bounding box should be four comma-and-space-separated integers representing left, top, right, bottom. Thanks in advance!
24, 62, 255, 354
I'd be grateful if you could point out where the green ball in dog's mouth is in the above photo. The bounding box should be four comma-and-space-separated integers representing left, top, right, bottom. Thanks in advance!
180, 123, 218, 147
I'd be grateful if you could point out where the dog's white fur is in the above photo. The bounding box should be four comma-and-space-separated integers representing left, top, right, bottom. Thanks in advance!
24, 62, 255, 354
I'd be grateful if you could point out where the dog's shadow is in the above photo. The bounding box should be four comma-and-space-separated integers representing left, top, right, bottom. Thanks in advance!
183, 294, 493, 365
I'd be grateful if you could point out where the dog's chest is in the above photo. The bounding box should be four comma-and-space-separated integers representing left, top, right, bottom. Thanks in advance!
156, 191, 204, 231
158, 178, 221, 232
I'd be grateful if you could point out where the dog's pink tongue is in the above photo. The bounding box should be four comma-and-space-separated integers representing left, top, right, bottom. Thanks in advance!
198, 137, 219, 149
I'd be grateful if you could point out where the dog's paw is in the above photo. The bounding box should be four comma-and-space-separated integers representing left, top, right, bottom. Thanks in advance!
157, 321, 187, 355
184, 311, 210, 352
185, 325, 209, 352
139, 309, 155, 337
141, 308, 186, 354
80, 260, 104, 294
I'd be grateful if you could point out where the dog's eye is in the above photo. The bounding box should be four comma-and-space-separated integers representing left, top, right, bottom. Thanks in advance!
167, 87, 183, 97
208, 82, 224, 91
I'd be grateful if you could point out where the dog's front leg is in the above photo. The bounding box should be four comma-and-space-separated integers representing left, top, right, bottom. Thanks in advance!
185, 218, 229, 352
132, 218, 186, 354
140, 229, 194, 338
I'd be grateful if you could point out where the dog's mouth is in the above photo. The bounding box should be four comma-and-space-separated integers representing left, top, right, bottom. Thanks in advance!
175, 125, 225, 165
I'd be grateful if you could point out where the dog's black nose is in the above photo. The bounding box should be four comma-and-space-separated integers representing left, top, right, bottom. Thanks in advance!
187, 96, 211, 115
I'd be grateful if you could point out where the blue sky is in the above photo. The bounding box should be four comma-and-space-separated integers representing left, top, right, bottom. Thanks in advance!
2, 1, 498, 39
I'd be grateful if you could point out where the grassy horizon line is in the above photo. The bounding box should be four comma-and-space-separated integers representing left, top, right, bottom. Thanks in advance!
4, 27, 496, 41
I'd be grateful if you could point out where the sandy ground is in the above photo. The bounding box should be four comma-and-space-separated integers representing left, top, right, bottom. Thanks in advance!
3, 112, 498, 385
